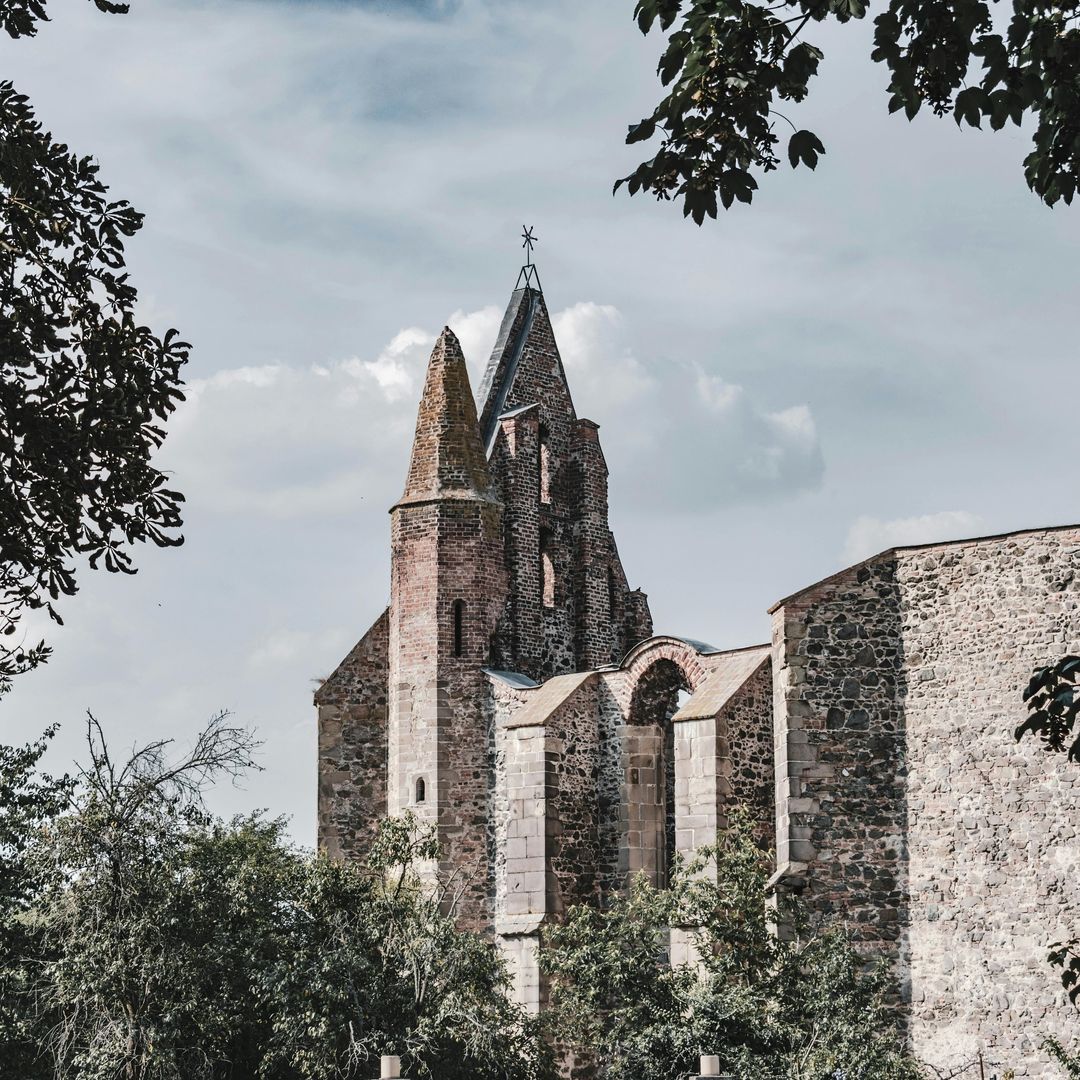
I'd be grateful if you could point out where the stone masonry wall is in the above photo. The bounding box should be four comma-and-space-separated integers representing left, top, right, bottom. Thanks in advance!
547, 680, 603, 913
479, 287, 651, 682
773, 526, 1080, 1076
722, 660, 775, 850
315, 610, 389, 860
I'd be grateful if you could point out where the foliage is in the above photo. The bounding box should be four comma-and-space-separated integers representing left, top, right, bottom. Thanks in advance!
0, 725, 71, 1078
0, 717, 552, 1080
1017, 655, 1080, 1033
0, 0, 128, 40
1045, 1036, 1080, 1078
1018, 655, 1080, 761
542, 811, 919, 1080
1, 0, 187, 695
621, 0, 1080, 222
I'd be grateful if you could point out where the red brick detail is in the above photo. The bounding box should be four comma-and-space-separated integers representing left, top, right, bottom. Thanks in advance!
621, 637, 711, 707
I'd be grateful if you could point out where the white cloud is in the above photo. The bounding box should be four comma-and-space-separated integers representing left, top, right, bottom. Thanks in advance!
551, 301, 824, 509
843, 511, 985, 565
166, 325, 438, 520
696, 371, 743, 413
554, 302, 653, 411
163, 298, 824, 526
448, 305, 502, 386
349, 327, 433, 404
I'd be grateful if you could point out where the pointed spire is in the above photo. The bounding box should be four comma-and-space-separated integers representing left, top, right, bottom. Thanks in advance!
396, 327, 494, 507
477, 281, 575, 451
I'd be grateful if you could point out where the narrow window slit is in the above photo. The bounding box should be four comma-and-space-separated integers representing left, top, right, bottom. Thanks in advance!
452, 600, 465, 657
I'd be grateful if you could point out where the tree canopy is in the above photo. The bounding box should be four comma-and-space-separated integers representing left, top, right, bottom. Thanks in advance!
0, 718, 552, 1080
541, 812, 921, 1080
1, 0, 187, 695
620, 0, 1080, 222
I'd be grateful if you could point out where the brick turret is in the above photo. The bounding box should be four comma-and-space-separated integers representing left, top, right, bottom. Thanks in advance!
481, 279, 652, 679
388, 327, 506, 928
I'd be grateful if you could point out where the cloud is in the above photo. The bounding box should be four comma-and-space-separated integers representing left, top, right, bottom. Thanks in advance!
843, 511, 985, 565
168, 329, 437, 520
448, 305, 502, 386
346, 327, 432, 403
166, 299, 824, 527
552, 302, 825, 509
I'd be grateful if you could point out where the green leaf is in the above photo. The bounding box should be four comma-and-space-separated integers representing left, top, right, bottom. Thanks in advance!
626, 116, 658, 145
787, 129, 825, 170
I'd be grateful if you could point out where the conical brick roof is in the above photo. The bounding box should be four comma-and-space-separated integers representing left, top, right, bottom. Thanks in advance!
395, 326, 494, 506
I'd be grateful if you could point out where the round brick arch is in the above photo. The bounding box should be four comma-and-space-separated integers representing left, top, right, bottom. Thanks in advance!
620, 636, 712, 709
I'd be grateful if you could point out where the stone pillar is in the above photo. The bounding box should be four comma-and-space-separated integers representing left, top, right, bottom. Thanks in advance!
572, 418, 616, 669
771, 604, 818, 873
496, 408, 542, 678
670, 711, 729, 967
619, 726, 664, 887
496, 720, 561, 1013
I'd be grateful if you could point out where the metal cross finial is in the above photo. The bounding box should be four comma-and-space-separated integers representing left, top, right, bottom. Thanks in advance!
521, 225, 538, 266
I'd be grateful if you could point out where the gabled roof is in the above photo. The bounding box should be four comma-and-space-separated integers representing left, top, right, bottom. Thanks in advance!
498, 671, 595, 730
477, 276, 576, 453
671, 645, 771, 721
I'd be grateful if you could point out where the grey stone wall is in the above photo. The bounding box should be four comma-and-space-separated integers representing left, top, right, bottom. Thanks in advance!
773, 526, 1080, 1076
722, 660, 775, 850
315, 610, 389, 860
548, 679, 603, 912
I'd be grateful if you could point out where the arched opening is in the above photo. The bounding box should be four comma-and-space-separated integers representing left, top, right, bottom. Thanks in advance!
452, 600, 465, 657
415, 776, 426, 803
540, 533, 555, 609
626, 657, 693, 889
538, 425, 552, 505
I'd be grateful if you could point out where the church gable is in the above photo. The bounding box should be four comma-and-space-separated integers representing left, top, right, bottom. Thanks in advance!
477, 285, 576, 451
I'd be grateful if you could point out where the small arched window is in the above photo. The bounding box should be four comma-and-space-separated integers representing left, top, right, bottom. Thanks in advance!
415, 777, 426, 803
539, 425, 552, 505
608, 565, 618, 620
452, 600, 465, 657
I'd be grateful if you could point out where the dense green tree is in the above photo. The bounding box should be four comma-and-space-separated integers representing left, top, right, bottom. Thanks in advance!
1, 0, 187, 695
541, 811, 919, 1080
0, 726, 71, 1078
0, 717, 552, 1080
621, 1, 1080, 222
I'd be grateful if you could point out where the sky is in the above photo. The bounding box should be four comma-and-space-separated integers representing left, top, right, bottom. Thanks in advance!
2, 0, 1078, 844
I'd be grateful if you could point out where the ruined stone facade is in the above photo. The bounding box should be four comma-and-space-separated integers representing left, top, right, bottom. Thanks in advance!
316, 268, 1080, 1074
772, 526, 1080, 1074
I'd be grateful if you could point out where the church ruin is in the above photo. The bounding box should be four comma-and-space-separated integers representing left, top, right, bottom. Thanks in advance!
315, 263, 1080, 1074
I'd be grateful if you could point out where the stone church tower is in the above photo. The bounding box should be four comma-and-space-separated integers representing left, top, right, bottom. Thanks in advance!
317, 261, 1080, 1073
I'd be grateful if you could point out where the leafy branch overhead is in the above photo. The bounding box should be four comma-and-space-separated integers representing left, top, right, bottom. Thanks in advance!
0, 0, 128, 40
1, 0, 188, 695
620, 0, 1080, 222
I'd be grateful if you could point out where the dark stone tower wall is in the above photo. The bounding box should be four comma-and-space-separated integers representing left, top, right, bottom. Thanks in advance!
479, 285, 651, 682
